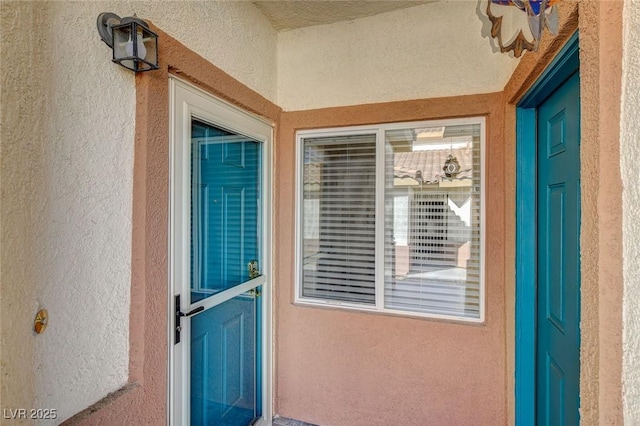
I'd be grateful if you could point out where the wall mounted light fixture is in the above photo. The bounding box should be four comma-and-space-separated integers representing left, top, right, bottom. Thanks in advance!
487, 0, 560, 57
97, 13, 158, 72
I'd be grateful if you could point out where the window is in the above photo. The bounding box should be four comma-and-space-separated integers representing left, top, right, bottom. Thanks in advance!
296, 118, 485, 322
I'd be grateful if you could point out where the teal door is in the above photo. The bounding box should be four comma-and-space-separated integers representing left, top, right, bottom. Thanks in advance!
171, 79, 272, 426
187, 119, 263, 425
536, 71, 581, 425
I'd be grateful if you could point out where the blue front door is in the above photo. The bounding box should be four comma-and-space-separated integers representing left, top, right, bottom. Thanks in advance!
536, 71, 581, 425
171, 79, 272, 426
189, 119, 263, 426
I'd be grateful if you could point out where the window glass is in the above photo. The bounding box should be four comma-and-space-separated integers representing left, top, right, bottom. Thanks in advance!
384, 123, 481, 319
301, 134, 377, 305
298, 120, 483, 321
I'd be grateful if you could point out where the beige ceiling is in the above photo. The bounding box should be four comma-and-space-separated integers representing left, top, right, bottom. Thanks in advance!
252, 1, 436, 31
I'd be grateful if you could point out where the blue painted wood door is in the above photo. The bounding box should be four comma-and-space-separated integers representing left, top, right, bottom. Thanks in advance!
189, 119, 262, 426
536, 72, 581, 425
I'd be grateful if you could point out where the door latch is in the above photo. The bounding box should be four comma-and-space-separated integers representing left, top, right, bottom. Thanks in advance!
248, 260, 260, 279
174, 294, 204, 344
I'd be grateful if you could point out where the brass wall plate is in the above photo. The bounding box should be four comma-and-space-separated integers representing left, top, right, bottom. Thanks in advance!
34, 309, 48, 334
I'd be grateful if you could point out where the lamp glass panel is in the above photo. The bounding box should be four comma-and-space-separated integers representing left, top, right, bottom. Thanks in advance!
112, 23, 136, 70
140, 26, 158, 69
112, 22, 157, 71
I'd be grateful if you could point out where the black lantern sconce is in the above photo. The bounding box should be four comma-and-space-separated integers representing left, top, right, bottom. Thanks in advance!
97, 13, 158, 72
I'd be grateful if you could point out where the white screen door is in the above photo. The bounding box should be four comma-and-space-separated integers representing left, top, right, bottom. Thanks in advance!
169, 78, 272, 426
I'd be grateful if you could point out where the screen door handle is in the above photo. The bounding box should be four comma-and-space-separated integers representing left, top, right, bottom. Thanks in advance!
177, 306, 204, 318
174, 294, 204, 344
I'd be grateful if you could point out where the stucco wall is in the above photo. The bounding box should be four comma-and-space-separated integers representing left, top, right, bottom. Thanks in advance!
621, 0, 640, 423
276, 93, 507, 425
0, 1, 277, 423
276, 0, 520, 111
134, 1, 278, 102
1, 2, 46, 419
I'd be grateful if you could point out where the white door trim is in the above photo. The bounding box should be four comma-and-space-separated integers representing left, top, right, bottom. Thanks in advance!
168, 76, 273, 426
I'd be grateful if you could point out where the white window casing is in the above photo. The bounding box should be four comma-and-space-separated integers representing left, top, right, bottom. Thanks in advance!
295, 118, 485, 323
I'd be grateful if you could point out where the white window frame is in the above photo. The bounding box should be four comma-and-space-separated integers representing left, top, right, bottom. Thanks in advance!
294, 117, 486, 323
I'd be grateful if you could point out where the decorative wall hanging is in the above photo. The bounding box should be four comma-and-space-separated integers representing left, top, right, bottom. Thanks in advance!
487, 0, 560, 57
442, 154, 461, 179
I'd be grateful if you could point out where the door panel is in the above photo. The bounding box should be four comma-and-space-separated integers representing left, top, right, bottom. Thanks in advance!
190, 119, 262, 425
191, 293, 258, 426
536, 72, 580, 425
191, 119, 262, 303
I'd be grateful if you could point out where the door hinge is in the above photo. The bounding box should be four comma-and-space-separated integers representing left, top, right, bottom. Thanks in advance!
174, 294, 204, 344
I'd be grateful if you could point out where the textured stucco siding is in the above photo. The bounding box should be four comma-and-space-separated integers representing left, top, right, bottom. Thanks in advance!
577, 2, 624, 423
276, 0, 520, 111
275, 94, 508, 425
134, 1, 278, 102
0, 1, 277, 423
31, 2, 135, 422
622, 0, 640, 423
0, 2, 46, 420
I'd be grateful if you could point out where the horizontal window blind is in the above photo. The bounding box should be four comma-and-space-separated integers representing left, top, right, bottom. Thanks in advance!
301, 134, 377, 304
384, 126, 481, 319
297, 119, 484, 322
